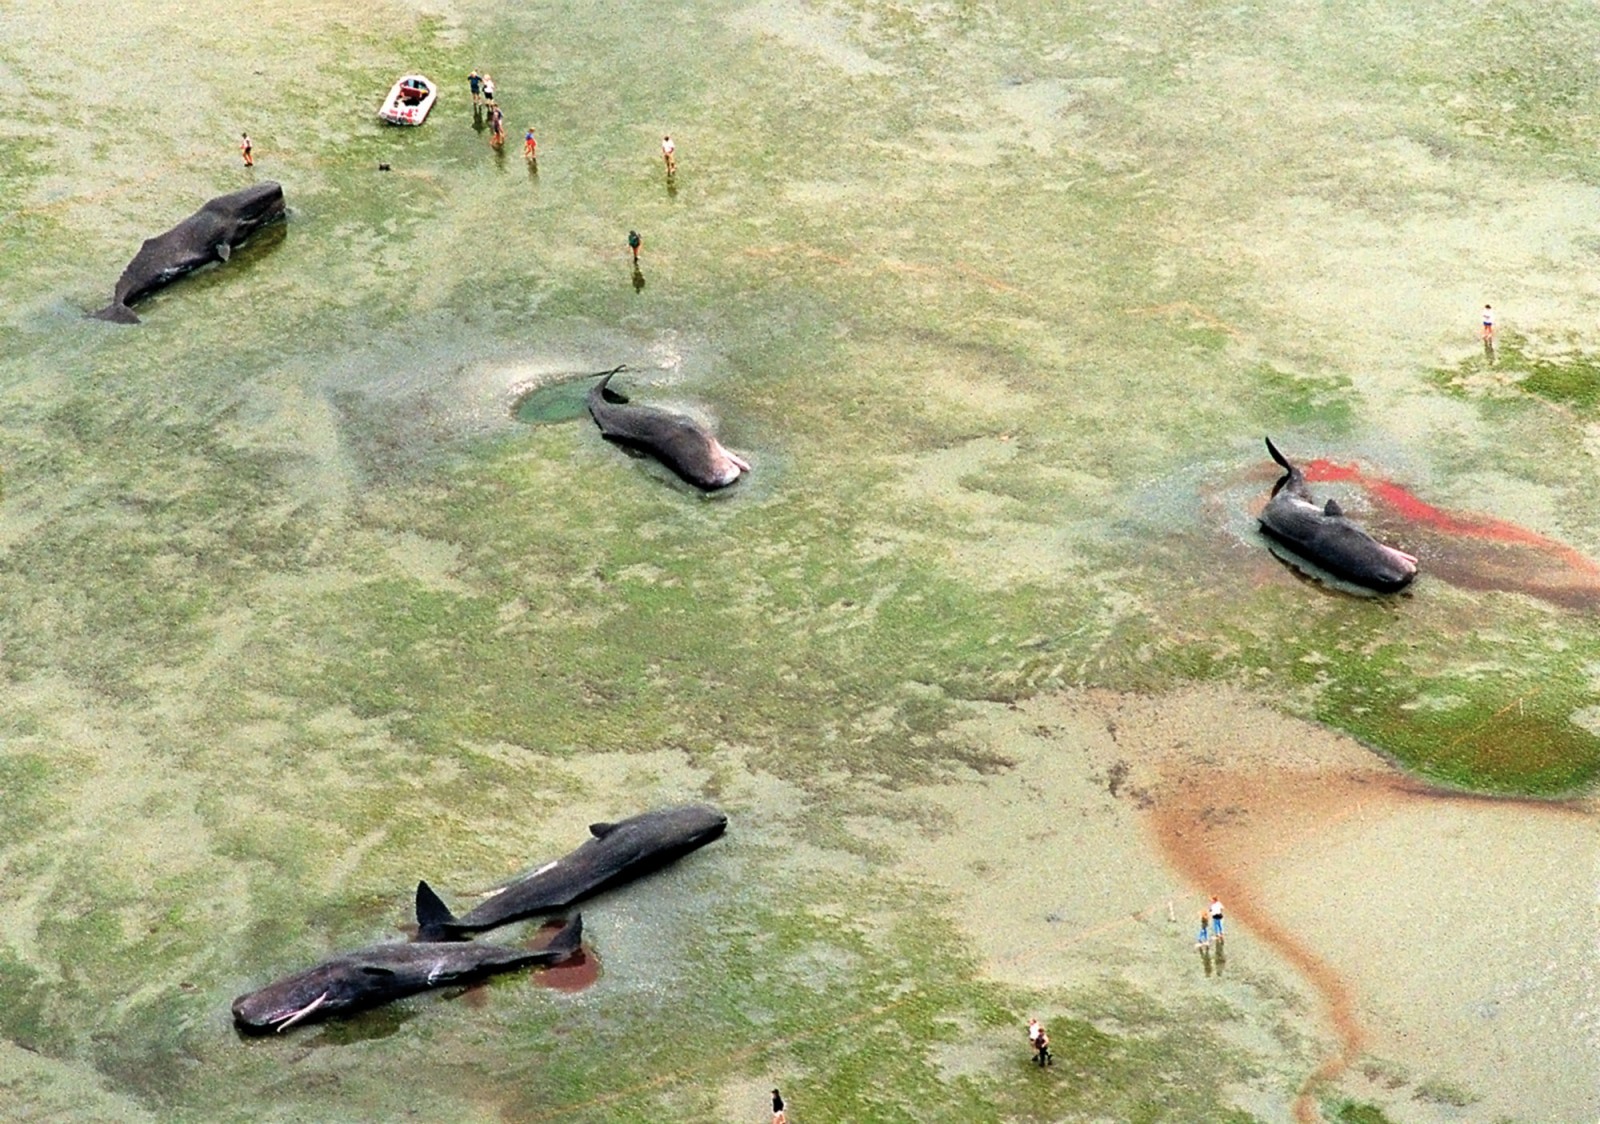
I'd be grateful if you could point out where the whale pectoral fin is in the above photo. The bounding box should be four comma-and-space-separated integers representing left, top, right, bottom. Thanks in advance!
1323, 499, 1344, 518
600, 385, 630, 405
215, 242, 232, 262
589, 821, 618, 838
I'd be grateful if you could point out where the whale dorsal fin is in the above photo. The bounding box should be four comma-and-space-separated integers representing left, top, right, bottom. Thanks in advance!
589, 821, 617, 838
360, 965, 396, 977
415, 880, 458, 933
216, 242, 232, 262
1323, 499, 1344, 518
92, 302, 140, 325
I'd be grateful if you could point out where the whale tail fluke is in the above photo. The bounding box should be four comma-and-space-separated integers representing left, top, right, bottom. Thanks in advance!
415, 880, 465, 941
1264, 436, 1301, 498
592, 365, 632, 404
1264, 436, 1292, 472
92, 302, 140, 325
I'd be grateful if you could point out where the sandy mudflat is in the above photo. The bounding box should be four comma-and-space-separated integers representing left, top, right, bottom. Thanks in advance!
883, 685, 1598, 1122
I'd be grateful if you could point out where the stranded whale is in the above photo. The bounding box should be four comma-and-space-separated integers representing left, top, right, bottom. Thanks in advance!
231, 914, 582, 1034
1258, 437, 1418, 593
417, 804, 728, 940
586, 369, 751, 490
92, 182, 286, 323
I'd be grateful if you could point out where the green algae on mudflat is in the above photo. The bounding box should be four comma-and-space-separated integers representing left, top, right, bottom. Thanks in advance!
1104, 571, 1600, 796
1330, 1101, 1399, 1124
3, 0, 1600, 1121
1434, 338, 1600, 418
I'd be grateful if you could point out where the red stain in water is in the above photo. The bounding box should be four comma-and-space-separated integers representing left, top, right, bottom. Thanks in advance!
1298, 458, 1600, 609
1305, 459, 1595, 559
533, 947, 600, 992
529, 919, 601, 993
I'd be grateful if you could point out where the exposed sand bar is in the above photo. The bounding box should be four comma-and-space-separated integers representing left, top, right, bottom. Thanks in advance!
887, 687, 1599, 1122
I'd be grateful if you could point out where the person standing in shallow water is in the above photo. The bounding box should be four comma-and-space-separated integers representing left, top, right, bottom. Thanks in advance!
771, 1088, 787, 1124
1209, 895, 1224, 938
468, 69, 483, 106
628, 229, 641, 264
239, 132, 253, 166
1027, 1017, 1051, 1065
661, 134, 676, 176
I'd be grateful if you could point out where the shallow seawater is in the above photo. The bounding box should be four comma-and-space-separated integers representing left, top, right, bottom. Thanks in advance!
2, 0, 1599, 1121
513, 375, 605, 425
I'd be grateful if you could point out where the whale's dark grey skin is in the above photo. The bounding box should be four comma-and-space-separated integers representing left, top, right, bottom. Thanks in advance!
92, 182, 287, 323
1259, 437, 1418, 593
231, 914, 582, 1034
417, 804, 727, 940
586, 369, 751, 490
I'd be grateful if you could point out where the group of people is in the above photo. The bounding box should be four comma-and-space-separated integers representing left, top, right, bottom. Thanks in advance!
1019, 895, 1228, 1074
468, 67, 673, 175
1195, 895, 1224, 949
467, 69, 509, 147
236, 66, 674, 177
1025, 1017, 1052, 1066
467, 68, 496, 108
